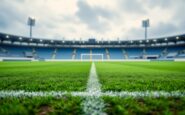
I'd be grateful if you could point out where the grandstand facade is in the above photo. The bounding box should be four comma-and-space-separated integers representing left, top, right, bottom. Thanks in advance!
0, 32, 185, 61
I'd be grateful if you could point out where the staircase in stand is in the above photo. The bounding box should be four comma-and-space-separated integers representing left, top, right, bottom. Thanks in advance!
32, 48, 37, 59
122, 49, 128, 59
105, 49, 110, 60
52, 48, 57, 59
72, 48, 76, 60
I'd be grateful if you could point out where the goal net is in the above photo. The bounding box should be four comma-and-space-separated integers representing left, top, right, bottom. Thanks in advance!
81, 54, 104, 61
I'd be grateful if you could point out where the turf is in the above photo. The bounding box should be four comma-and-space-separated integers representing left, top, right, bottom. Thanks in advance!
103, 96, 185, 115
96, 62, 185, 91
0, 61, 185, 114
0, 62, 91, 91
0, 96, 83, 115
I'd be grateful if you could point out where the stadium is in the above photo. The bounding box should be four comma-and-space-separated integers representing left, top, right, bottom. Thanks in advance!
1, 32, 185, 114
0, 1, 185, 115
1, 32, 185, 61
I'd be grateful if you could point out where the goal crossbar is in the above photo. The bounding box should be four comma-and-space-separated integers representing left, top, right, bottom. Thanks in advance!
81, 54, 104, 61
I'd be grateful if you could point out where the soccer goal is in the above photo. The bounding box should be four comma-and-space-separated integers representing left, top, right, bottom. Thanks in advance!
81, 54, 104, 61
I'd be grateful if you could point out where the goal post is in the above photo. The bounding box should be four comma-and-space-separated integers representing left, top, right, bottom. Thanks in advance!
81, 54, 104, 61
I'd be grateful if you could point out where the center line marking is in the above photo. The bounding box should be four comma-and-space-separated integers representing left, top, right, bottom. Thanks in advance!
82, 62, 106, 115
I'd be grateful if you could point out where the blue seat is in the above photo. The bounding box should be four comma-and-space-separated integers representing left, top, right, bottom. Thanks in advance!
56, 48, 73, 59
36, 48, 54, 59
1, 45, 32, 57
92, 48, 106, 59
126, 48, 143, 59
76, 48, 90, 59
146, 48, 163, 55
109, 48, 123, 59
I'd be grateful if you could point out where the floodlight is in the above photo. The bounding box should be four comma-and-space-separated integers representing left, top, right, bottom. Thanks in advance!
40, 39, 43, 42
176, 36, 179, 40
27, 17, 35, 26
6, 35, 9, 38
142, 19, 150, 27
140, 40, 142, 43
27, 17, 36, 39
165, 38, 168, 41
62, 37, 65, 43
142, 19, 150, 41
19, 37, 22, 40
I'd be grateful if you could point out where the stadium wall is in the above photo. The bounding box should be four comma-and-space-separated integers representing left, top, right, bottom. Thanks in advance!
174, 59, 185, 62
45, 59, 151, 62
0, 58, 185, 62
0, 57, 35, 61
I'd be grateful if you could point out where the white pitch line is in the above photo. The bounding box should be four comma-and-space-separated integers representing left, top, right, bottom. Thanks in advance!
86, 63, 101, 94
0, 90, 185, 98
82, 62, 106, 115
0, 90, 68, 98
102, 91, 185, 98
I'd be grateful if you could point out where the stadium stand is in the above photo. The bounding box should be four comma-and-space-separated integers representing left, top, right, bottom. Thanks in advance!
35, 47, 54, 59
0, 45, 32, 57
76, 48, 90, 59
92, 48, 107, 59
108, 48, 123, 59
166, 52, 178, 58
55, 48, 73, 59
125, 48, 143, 59
0, 32, 185, 61
177, 54, 185, 58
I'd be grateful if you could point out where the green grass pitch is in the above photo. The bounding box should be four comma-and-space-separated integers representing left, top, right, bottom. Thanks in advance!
0, 61, 185, 114
96, 62, 185, 91
0, 62, 91, 91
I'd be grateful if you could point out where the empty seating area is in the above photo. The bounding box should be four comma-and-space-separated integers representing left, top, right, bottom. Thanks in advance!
92, 48, 107, 59
76, 48, 90, 59
166, 52, 178, 58
0, 44, 185, 60
109, 48, 123, 59
55, 48, 73, 59
177, 54, 185, 58
125, 48, 143, 59
0, 45, 32, 57
35, 47, 54, 59
146, 48, 164, 55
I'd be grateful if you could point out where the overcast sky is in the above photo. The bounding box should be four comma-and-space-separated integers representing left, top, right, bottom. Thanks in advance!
0, 0, 184, 40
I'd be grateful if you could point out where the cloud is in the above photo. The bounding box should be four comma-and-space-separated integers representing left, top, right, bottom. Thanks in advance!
145, 0, 173, 9
0, 0, 184, 40
150, 22, 178, 37
119, 0, 146, 14
0, 2, 24, 28
172, 1, 185, 33
76, 1, 115, 33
